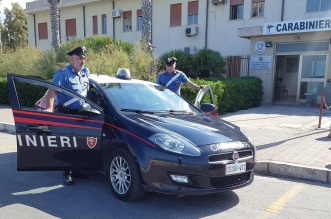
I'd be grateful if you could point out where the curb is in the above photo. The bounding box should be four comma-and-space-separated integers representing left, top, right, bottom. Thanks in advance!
0, 123, 15, 133
255, 161, 331, 184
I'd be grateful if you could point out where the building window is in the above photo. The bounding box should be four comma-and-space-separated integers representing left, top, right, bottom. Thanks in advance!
188, 1, 198, 25
123, 11, 132, 32
93, 15, 98, 35
102, 14, 107, 34
137, 9, 143, 31
170, 3, 182, 27
307, 0, 331, 12
38, 22, 48, 40
230, 0, 244, 20
65, 19, 76, 38
252, 0, 264, 17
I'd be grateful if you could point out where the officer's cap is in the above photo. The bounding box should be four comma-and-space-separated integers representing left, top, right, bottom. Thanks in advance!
165, 57, 177, 66
67, 46, 86, 58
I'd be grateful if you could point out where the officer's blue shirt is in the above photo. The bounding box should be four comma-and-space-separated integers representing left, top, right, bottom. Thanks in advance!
157, 70, 188, 95
53, 64, 89, 110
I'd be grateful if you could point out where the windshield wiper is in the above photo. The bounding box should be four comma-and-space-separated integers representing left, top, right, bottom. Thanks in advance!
121, 108, 155, 114
153, 110, 194, 114
169, 110, 188, 113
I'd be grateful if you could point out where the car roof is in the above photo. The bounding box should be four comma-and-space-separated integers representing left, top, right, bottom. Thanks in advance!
88, 74, 155, 85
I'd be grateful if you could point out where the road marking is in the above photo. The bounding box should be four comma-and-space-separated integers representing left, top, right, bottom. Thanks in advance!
258, 184, 304, 219
12, 185, 64, 195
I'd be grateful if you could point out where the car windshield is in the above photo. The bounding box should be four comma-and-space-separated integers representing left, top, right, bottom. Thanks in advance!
101, 83, 199, 113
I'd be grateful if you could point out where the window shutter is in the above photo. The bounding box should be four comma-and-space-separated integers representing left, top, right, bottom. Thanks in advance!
230, 0, 244, 5
38, 23, 48, 40
65, 19, 76, 37
123, 11, 132, 18
93, 15, 98, 35
170, 3, 182, 27
252, 0, 264, 3
188, 1, 198, 15
137, 9, 142, 17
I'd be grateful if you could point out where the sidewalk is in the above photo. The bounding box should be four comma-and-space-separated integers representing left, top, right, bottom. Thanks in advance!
220, 103, 331, 184
1, 103, 331, 183
0, 105, 15, 133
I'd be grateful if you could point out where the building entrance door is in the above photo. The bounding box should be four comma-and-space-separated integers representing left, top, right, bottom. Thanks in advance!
297, 54, 327, 103
273, 55, 299, 102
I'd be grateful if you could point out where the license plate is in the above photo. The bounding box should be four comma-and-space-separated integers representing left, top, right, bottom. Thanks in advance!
225, 162, 246, 175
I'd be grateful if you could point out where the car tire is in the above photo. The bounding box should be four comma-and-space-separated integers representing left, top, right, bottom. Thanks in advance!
107, 149, 145, 201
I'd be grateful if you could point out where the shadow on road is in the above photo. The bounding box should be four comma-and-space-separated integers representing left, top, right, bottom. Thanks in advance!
0, 152, 240, 218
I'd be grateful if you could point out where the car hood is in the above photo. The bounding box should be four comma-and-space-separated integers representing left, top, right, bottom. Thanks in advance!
123, 113, 248, 146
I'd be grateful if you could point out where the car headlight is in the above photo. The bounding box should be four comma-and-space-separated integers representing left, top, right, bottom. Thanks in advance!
148, 133, 201, 156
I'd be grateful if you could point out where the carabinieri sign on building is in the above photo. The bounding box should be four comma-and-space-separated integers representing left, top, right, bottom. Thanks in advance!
263, 17, 331, 35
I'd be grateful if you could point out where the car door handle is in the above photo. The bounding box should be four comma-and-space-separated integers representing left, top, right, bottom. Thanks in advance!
21, 126, 52, 134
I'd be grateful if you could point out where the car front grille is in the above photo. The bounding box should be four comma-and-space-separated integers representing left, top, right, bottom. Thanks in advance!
210, 172, 251, 189
208, 150, 253, 164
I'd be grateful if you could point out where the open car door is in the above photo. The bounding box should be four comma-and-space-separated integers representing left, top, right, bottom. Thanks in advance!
7, 74, 104, 171
193, 85, 219, 117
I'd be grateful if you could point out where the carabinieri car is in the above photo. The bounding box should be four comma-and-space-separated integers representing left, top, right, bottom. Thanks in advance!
7, 69, 256, 201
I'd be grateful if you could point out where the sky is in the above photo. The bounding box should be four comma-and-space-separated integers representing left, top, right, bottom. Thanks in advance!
0, 0, 31, 22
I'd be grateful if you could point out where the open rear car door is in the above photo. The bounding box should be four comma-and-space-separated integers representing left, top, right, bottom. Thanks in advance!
7, 74, 104, 171
193, 84, 219, 117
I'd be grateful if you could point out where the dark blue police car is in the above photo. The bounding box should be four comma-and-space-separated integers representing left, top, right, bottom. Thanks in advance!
7, 69, 255, 201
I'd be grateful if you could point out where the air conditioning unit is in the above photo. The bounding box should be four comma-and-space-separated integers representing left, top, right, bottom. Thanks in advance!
112, 9, 122, 18
184, 46, 197, 55
212, 0, 226, 5
185, 25, 198, 36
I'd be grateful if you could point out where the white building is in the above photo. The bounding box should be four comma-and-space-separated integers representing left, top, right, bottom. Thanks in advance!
24, 0, 331, 104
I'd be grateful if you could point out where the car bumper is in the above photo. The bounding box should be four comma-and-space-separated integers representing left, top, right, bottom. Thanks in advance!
140, 151, 255, 195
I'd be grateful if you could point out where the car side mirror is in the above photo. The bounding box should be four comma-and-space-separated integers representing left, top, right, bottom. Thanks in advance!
78, 103, 101, 116
201, 103, 219, 117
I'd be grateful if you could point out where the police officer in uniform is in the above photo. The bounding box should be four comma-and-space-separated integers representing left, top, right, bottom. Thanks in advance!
45, 46, 89, 185
156, 57, 204, 95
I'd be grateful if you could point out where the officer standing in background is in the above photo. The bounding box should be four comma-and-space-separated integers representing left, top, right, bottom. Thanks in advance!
156, 57, 204, 95
45, 45, 89, 186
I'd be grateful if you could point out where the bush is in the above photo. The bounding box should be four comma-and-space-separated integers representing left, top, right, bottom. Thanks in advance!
130, 43, 154, 81
217, 76, 263, 113
35, 36, 151, 80
0, 47, 42, 78
157, 50, 196, 78
0, 77, 10, 104
181, 76, 263, 114
194, 49, 226, 78
87, 47, 131, 76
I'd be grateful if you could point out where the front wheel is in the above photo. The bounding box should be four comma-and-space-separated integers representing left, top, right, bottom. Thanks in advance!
107, 149, 145, 201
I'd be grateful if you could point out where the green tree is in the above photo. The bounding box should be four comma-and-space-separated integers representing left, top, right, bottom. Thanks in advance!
2, 3, 27, 51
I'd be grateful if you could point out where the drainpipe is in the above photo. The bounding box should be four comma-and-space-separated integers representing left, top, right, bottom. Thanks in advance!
33, 14, 37, 48
281, 0, 285, 21
59, 10, 61, 44
205, 0, 209, 49
112, 1, 115, 39
151, 0, 153, 44
83, 6, 86, 37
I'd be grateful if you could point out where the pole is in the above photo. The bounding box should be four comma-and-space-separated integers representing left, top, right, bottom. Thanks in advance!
318, 90, 324, 128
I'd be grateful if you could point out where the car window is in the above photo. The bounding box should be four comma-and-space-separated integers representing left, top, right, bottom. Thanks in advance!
102, 83, 199, 112
13, 76, 100, 115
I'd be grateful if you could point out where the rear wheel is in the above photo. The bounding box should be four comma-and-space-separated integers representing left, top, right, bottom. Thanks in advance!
107, 149, 145, 201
